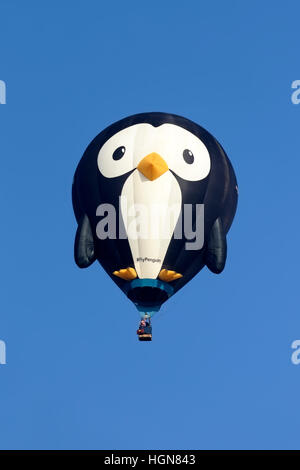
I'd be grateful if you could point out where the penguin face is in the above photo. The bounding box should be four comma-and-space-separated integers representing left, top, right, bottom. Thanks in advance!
95, 121, 212, 281
97, 123, 211, 182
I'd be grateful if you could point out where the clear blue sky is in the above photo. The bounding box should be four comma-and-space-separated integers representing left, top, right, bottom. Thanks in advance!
0, 0, 299, 450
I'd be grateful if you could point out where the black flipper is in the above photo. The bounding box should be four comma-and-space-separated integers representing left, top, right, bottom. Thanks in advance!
74, 214, 96, 268
205, 217, 227, 274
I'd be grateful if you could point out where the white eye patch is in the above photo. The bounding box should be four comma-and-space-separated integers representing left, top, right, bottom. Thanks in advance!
97, 123, 211, 181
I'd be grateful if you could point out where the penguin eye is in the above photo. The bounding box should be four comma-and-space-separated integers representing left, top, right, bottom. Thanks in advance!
161, 125, 210, 181
113, 146, 126, 161
98, 125, 148, 178
183, 149, 194, 164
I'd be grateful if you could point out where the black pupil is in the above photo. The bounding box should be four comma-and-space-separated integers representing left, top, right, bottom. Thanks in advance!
183, 149, 194, 164
113, 146, 126, 160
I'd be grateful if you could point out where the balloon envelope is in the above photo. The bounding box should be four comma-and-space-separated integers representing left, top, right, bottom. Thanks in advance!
72, 112, 238, 315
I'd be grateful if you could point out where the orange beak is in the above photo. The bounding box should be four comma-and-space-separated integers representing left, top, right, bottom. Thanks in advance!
137, 152, 168, 181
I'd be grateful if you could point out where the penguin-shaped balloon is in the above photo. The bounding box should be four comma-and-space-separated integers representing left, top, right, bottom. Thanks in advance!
72, 112, 238, 316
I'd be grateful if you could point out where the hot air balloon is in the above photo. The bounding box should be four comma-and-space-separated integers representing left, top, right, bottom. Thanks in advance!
72, 112, 238, 340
